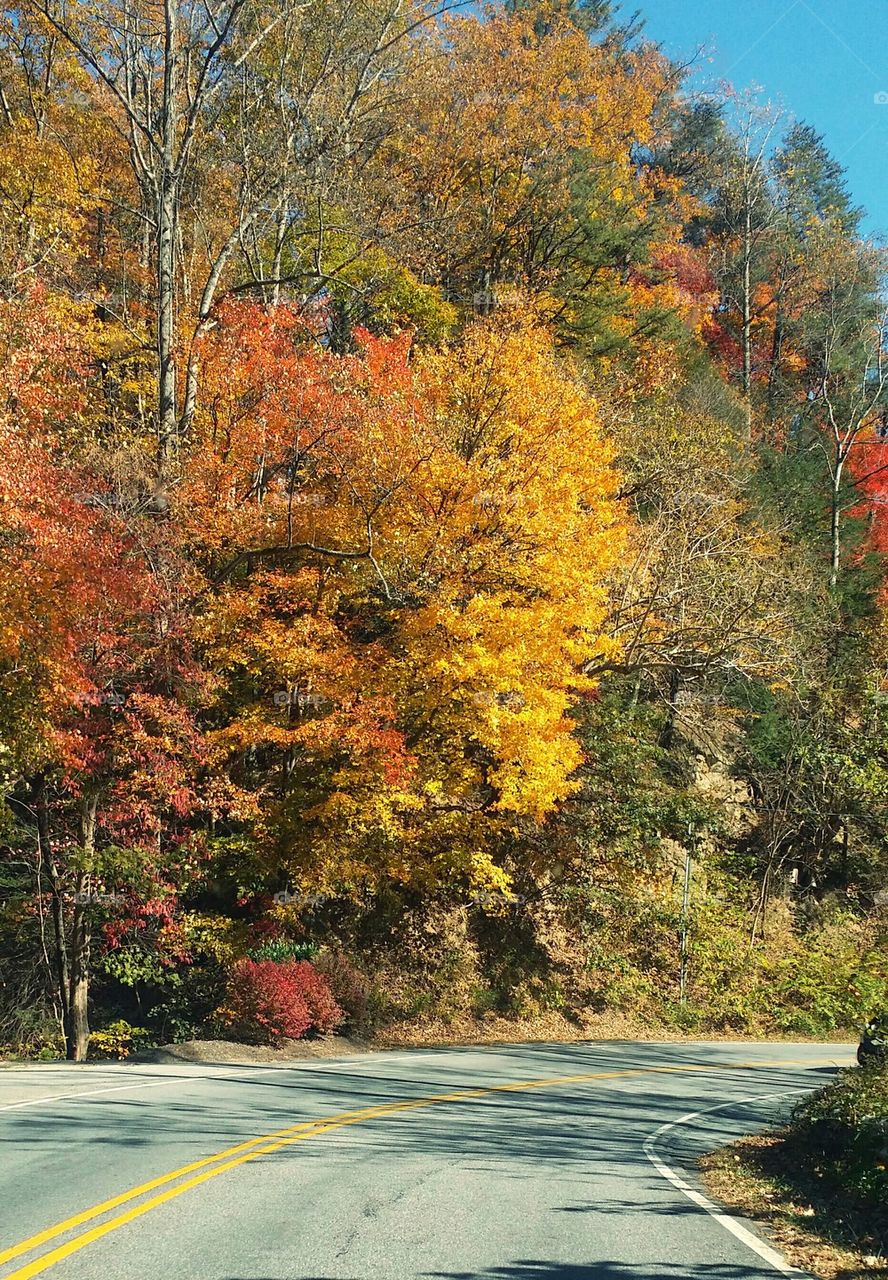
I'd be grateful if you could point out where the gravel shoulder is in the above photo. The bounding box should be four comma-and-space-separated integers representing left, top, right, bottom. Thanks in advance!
130, 1033, 375, 1065
130, 1011, 854, 1067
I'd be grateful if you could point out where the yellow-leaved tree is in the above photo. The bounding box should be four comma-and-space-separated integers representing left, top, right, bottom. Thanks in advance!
185, 301, 629, 901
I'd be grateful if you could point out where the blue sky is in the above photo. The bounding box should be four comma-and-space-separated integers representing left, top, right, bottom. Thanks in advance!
635, 0, 888, 238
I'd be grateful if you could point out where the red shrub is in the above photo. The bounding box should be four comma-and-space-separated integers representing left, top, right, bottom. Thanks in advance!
218, 959, 343, 1045
219, 959, 312, 1045
290, 960, 345, 1034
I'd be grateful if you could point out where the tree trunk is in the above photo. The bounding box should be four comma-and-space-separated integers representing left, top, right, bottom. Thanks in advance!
156, 0, 179, 466
742, 202, 753, 440
658, 667, 681, 751
65, 889, 91, 1062
34, 776, 70, 1038
767, 302, 784, 431
271, 194, 290, 307
65, 796, 98, 1062
830, 457, 843, 590
180, 231, 242, 437
157, 182, 178, 464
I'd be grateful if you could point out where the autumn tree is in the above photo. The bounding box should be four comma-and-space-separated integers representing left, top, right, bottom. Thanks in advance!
0, 287, 213, 1060
371, 2, 674, 355
784, 238, 888, 589
1, 0, 887, 1050
179, 300, 628, 904
20, 0, 460, 463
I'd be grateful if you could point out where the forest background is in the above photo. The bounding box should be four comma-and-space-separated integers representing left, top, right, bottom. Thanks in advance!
0, 0, 886, 1061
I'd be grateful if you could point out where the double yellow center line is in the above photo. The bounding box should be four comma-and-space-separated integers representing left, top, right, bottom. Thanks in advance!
0, 1057, 841, 1279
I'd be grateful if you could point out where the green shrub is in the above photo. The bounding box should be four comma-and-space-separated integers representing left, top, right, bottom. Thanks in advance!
579, 882, 887, 1036
88, 1020, 153, 1060
246, 939, 318, 963
792, 1061, 888, 1209
0, 1031, 64, 1061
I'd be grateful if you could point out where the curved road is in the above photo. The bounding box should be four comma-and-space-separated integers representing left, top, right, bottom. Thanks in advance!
0, 1040, 852, 1280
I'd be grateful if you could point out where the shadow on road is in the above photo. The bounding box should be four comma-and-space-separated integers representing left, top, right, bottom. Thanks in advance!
223, 1264, 783, 1279
554, 1197, 702, 1216
425, 1266, 784, 1279
0, 1055, 838, 1157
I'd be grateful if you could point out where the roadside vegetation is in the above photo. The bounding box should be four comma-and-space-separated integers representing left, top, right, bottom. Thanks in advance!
0, 0, 887, 1062
702, 1062, 888, 1278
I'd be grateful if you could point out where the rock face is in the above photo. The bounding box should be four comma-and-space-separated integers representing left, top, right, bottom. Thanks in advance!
692, 755, 756, 837
670, 697, 757, 843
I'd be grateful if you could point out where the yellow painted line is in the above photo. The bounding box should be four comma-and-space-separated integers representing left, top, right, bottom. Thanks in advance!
0, 1103, 386, 1267
0, 1057, 844, 1280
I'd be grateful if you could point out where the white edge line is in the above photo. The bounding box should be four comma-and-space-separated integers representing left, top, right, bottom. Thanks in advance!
0, 1076, 220, 1112
643, 1086, 817, 1277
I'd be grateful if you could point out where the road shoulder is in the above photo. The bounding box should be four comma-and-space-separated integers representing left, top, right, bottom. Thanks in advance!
701, 1131, 888, 1278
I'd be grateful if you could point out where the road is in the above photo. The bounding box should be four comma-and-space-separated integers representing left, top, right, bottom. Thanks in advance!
0, 1039, 853, 1280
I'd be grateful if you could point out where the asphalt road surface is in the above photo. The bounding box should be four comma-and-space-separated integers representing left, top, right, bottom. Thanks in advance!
0, 1039, 853, 1280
